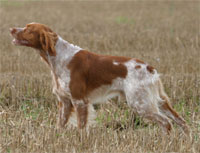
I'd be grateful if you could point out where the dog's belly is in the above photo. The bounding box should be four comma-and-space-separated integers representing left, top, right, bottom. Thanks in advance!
52, 70, 125, 104
88, 85, 125, 104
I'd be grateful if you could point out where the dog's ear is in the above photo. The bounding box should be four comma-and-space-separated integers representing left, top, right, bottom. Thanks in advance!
39, 29, 58, 56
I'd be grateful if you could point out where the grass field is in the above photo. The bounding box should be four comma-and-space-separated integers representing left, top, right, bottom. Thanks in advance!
0, 1, 200, 152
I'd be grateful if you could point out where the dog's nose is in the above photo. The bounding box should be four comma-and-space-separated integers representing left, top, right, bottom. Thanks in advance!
10, 28, 17, 35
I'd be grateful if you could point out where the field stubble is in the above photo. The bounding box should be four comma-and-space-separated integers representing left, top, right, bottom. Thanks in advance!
0, 1, 200, 153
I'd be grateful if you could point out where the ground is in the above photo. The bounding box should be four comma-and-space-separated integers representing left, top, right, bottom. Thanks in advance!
0, 1, 199, 153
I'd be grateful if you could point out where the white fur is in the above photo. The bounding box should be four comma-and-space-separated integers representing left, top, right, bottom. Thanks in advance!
113, 61, 119, 65
50, 36, 81, 97
47, 37, 97, 127
10, 24, 189, 134
47, 36, 164, 127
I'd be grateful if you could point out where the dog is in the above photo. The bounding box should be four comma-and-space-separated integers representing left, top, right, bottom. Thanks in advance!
10, 22, 189, 134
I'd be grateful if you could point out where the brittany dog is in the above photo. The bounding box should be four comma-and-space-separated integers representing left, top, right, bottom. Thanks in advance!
10, 23, 189, 134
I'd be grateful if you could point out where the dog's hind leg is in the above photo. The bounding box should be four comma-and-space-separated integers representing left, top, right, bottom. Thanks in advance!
144, 112, 172, 134
159, 95, 190, 135
158, 80, 190, 135
124, 80, 173, 134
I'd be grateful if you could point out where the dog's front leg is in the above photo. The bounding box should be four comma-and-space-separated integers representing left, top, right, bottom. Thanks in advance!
57, 98, 73, 128
72, 99, 88, 129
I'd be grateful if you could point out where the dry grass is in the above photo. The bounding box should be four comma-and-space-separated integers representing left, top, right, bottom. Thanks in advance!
0, 1, 200, 153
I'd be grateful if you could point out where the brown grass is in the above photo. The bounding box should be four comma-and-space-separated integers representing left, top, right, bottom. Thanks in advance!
0, 1, 200, 153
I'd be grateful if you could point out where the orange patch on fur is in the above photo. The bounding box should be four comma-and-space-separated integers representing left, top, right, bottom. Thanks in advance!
146, 65, 154, 74
135, 65, 141, 69
14, 23, 58, 58
58, 101, 63, 108
67, 50, 130, 100
75, 104, 88, 129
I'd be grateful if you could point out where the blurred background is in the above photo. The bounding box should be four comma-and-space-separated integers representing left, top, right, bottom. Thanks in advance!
0, 1, 199, 152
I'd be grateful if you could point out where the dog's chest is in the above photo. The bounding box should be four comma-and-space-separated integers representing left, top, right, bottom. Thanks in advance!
51, 67, 71, 99
48, 51, 74, 99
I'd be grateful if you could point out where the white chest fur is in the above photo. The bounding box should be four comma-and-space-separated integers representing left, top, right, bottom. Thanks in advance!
47, 36, 81, 99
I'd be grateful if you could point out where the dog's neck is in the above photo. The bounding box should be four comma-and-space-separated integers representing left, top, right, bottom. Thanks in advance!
55, 36, 81, 58
40, 36, 82, 71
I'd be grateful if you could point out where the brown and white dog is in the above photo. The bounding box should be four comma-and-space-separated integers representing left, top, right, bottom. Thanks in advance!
10, 23, 189, 134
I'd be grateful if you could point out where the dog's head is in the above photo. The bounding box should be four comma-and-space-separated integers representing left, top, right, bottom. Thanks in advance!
10, 22, 58, 56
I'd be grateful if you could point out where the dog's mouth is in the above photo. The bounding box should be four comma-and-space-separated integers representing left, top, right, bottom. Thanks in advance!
12, 38, 29, 46
10, 27, 30, 46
